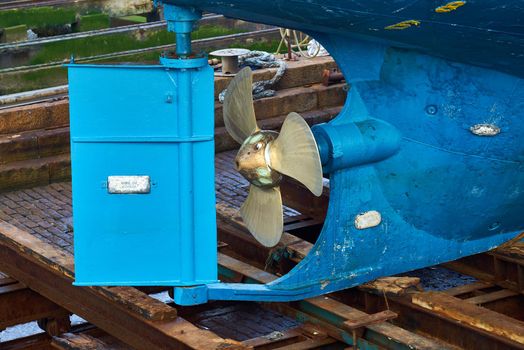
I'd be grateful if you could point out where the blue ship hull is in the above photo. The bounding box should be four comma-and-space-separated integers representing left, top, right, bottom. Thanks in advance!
69, 1, 524, 305
163, 1, 524, 304
167, 0, 524, 78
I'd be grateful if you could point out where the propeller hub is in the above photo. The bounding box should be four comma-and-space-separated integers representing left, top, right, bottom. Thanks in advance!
235, 130, 282, 188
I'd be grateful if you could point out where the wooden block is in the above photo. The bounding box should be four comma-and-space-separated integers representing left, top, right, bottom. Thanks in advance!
52, 333, 113, 350
359, 277, 422, 296
413, 291, 524, 344
96, 286, 177, 322
343, 310, 397, 330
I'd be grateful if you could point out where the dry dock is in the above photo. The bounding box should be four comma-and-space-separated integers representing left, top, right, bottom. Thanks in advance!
0, 57, 523, 350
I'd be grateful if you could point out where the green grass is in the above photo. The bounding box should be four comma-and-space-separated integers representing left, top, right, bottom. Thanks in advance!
228, 39, 281, 54
4, 31, 279, 94
119, 15, 147, 24
191, 24, 244, 40
77, 13, 110, 32
29, 25, 245, 65
0, 67, 67, 95
0, 7, 76, 29
100, 39, 281, 65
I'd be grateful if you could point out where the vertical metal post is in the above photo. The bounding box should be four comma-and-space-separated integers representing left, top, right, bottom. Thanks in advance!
177, 69, 195, 282
161, 3, 205, 284
163, 4, 202, 57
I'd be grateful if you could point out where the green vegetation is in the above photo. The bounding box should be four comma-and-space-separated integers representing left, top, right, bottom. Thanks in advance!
119, 15, 147, 24
0, 67, 67, 95
3, 29, 280, 94
0, 7, 76, 29
30, 29, 173, 64
77, 13, 110, 32
191, 24, 244, 40
100, 39, 281, 65
29, 25, 245, 65
229, 39, 281, 54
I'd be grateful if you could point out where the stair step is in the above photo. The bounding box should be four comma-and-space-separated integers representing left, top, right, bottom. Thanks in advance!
0, 107, 340, 192
0, 154, 70, 192
0, 82, 345, 166
213, 56, 338, 99
215, 106, 341, 153
0, 99, 69, 135
0, 57, 339, 135
0, 127, 70, 164
214, 82, 346, 127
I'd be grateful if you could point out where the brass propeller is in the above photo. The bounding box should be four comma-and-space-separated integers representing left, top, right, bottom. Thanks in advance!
223, 67, 323, 247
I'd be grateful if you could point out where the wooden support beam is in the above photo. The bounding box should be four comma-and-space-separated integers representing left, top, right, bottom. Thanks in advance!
51, 333, 119, 350
217, 201, 524, 349
443, 281, 493, 297
217, 253, 449, 350
279, 178, 329, 221
241, 328, 303, 348
0, 220, 246, 350
0, 275, 69, 331
464, 289, 519, 305
413, 292, 524, 346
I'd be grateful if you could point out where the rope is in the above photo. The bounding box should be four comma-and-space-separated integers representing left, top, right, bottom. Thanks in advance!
218, 50, 287, 103
276, 28, 327, 59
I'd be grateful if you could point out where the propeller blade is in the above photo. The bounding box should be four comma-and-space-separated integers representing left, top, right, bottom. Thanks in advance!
223, 67, 259, 144
240, 185, 283, 247
269, 112, 323, 196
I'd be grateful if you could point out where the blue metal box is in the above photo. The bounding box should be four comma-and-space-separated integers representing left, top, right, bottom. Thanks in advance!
69, 63, 218, 286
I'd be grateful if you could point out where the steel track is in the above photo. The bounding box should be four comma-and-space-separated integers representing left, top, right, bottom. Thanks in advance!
0, 27, 279, 110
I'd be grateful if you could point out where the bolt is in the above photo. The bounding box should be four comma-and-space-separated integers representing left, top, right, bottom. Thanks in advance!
425, 104, 438, 115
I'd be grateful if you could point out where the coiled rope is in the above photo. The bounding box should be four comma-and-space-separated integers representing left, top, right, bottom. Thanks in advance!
218, 50, 287, 103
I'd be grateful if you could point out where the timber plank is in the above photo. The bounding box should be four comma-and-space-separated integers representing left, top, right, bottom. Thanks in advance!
0, 220, 246, 350
413, 292, 524, 345
241, 328, 302, 348
443, 281, 493, 296
0, 282, 67, 330
465, 289, 519, 305
273, 337, 337, 350
218, 252, 450, 350
52, 333, 113, 350
51, 332, 134, 350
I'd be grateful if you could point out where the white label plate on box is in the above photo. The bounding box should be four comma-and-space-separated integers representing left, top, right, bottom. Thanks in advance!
107, 176, 151, 194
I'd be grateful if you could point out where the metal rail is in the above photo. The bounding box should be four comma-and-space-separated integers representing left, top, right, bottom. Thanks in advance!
0, 14, 220, 52
0, 28, 279, 74
0, 27, 280, 109
0, 85, 68, 108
